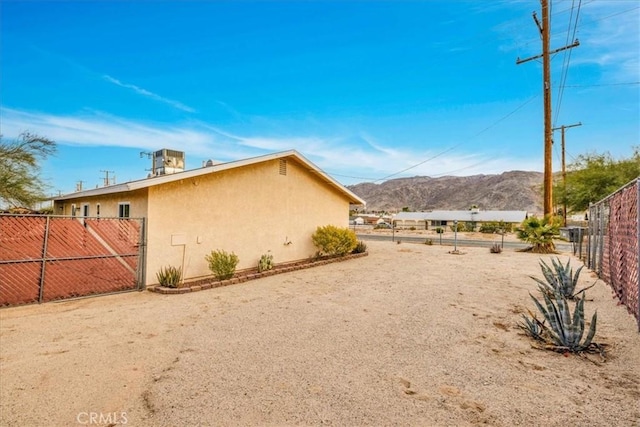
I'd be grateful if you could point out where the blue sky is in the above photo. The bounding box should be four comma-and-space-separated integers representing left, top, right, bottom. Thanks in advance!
1, 0, 638, 195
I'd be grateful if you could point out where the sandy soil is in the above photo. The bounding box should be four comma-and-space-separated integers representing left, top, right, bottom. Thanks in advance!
1, 240, 639, 427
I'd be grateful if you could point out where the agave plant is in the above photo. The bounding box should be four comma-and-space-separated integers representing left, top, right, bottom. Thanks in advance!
518, 310, 545, 342
529, 289, 597, 353
156, 265, 182, 288
530, 257, 594, 299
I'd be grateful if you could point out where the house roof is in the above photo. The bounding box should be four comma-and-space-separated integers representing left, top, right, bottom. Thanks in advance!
53, 150, 366, 206
394, 210, 527, 223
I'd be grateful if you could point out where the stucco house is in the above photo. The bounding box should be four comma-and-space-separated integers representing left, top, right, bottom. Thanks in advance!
393, 210, 527, 230
52, 150, 365, 287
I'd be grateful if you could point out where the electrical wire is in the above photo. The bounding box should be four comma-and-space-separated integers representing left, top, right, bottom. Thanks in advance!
329, 93, 540, 184
328, 2, 637, 185
554, 0, 582, 127
562, 82, 640, 87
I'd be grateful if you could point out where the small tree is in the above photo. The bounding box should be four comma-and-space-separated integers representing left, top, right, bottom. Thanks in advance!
0, 132, 56, 208
554, 147, 640, 213
516, 215, 561, 253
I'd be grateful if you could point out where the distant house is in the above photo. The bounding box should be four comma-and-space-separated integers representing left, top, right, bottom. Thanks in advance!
52, 150, 365, 287
390, 212, 430, 229
393, 209, 527, 230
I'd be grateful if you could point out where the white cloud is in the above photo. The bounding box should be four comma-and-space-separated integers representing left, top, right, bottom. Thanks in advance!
1, 107, 542, 186
103, 75, 196, 113
568, 2, 639, 82
1, 108, 212, 154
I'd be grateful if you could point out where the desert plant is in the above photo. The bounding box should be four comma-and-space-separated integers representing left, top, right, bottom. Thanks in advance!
479, 221, 512, 234
258, 253, 274, 273
518, 310, 546, 342
424, 238, 433, 245
525, 289, 598, 353
435, 227, 444, 234
531, 257, 594, 299
156, 265, 182, 288
312, 225, 357, 256
490, 243, 502, 254
205, 249, 239, 280
516, 215, 561, 253
352, 240, 368, 254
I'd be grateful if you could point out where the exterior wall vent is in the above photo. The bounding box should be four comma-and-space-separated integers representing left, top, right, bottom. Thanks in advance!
279, 159, 287, 176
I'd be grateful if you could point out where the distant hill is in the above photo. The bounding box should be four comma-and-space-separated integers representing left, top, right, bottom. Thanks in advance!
347, 171, 544, 214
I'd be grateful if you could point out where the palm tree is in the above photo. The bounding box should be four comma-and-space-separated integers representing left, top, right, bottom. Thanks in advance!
516, 215, 561, 253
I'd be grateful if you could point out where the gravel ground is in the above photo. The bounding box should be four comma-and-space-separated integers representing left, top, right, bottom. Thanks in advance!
1, 240, 639, 426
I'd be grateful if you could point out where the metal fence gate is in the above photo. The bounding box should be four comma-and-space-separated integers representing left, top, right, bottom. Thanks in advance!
0, 214, 146, 307
587, 178, 640, 332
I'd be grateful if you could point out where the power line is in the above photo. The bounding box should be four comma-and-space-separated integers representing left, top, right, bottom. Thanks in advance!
562, 82, 640, 87
516, 0, 579, 217
554, 0, 582, 127
329, 94, 540, 184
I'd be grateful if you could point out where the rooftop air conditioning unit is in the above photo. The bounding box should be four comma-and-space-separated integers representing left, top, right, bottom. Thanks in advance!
154, 149, 185, 175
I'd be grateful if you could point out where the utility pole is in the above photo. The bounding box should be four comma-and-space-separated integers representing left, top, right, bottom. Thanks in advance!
552, 122, 582, 226
100, 170, 115, 187
75, 181, 84, 192
516, 0, 579, 217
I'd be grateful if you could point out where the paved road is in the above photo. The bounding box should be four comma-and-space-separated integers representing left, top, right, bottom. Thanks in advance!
357, 233, 574, 252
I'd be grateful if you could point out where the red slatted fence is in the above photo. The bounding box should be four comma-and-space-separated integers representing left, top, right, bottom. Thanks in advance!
0, 215, 145, 307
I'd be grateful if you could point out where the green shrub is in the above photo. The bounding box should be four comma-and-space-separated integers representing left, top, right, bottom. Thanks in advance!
435, 227, 444, 234
409, 226, 416, 231
352, 240, 368, 254
480, 221, 514, 233
258, 253, 274, 273
156, 265, 182, 288
312, 225, 357, 256
424, 238, 433, 245
449, 222, 475, 232
489, 243, 502, 254
205, 249, 239, 280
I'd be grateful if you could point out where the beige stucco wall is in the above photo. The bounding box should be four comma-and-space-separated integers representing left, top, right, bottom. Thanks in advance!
145, 158, 351, 286
53, 189, 149, 219
50, 157, 354, 287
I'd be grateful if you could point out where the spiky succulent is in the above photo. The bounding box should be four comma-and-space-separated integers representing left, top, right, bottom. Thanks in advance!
518, 310, 545, 342
156, 265, 182, 288
530, 257, 593, 299
258, 253, 274, 273
529, 289, 597, 352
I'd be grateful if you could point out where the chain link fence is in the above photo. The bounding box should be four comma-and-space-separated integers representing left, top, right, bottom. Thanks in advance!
587, 178, 639, 332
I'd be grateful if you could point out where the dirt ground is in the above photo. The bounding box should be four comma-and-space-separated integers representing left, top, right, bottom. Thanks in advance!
1, 240, 639, 426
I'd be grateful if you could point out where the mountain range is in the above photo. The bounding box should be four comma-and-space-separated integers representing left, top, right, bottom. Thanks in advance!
347, 171, 544, 214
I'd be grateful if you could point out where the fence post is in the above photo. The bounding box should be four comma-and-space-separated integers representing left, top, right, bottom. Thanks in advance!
597, 203, 606, 277
586, 204, 593, 269
38, 216, 52, 303
637, 180, 640, 332
137, 218, 147, 290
